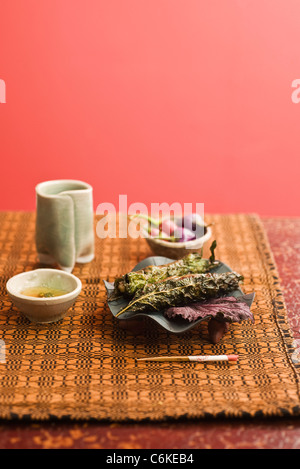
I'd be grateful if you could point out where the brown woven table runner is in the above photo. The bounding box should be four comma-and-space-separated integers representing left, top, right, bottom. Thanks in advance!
0, 211, 299, 421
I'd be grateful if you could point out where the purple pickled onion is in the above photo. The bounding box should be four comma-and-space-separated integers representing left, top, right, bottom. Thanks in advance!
160, 219, 178, 236
181, 213, 205, 237
148, 227, 160, 237
174, 227, 196, 242
148, 228, 171, 240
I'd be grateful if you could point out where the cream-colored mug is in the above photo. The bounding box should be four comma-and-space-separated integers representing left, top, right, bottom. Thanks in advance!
35, 180, 94, 272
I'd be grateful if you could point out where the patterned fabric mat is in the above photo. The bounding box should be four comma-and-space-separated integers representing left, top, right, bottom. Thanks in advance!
0, 211, 299, 421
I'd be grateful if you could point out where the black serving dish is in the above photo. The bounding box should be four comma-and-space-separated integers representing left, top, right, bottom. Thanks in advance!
104, 256, 255, 334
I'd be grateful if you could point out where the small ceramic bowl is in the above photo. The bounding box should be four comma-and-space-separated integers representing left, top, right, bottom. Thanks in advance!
144, 225, 212, 259
6, 269, 82, 323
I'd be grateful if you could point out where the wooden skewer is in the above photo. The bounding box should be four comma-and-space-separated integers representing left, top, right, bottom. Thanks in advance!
136, 354, 239, 363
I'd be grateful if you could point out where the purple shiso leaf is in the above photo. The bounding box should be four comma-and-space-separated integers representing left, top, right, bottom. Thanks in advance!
164, 296, 254, 323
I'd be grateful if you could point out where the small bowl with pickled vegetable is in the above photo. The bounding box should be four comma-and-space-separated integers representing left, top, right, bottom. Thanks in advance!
143, 215, 212, 260
6, 269, 82, 323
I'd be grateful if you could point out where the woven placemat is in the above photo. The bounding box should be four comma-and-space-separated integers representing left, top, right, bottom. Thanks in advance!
0, 211, 299, 421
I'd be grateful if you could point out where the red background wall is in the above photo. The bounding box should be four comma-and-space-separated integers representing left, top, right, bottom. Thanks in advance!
0, 0, 299, 215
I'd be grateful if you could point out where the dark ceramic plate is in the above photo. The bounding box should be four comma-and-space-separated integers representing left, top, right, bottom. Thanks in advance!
104, 256, 255, 334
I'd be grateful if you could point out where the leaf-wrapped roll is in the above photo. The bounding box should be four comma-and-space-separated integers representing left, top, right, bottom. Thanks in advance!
115, 271, 243, 317
113, 241, 219, 298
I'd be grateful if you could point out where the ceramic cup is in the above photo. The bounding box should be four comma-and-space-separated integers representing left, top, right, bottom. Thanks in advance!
35, 180, 95, 272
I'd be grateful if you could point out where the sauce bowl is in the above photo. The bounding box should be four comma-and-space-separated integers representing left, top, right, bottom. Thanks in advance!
6, 269, 82, 323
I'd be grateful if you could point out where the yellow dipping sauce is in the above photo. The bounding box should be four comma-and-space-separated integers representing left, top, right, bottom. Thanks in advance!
21, 286, 67, 298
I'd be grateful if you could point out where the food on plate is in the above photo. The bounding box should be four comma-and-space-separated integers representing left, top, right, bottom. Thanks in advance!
112, 241, 218, 299
107, 242, 255, 343
165, 296, 254, 344
115, 271, 243, 317
164, 296, 254, 324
